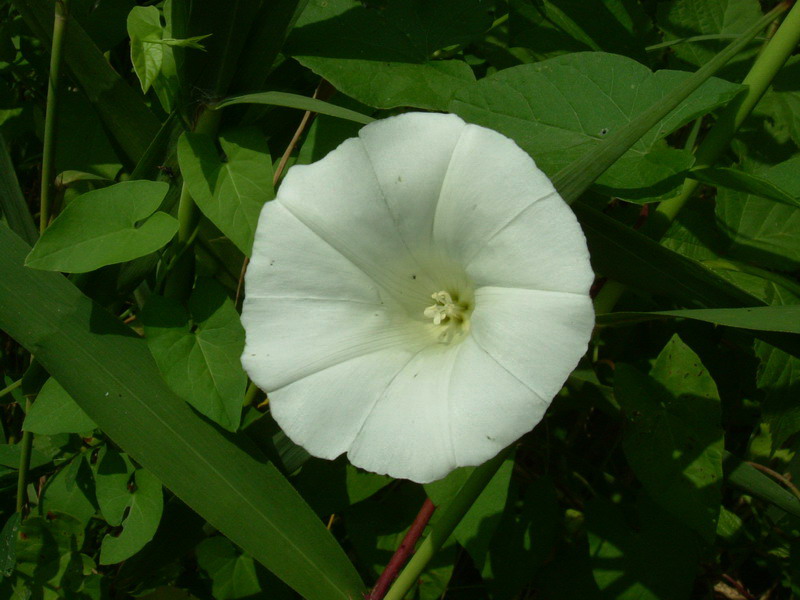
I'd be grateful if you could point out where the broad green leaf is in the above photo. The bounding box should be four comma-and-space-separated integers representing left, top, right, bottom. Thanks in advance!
142, 281, 246, 432
213, 92, 374, 125
196, 537, 262, 600
425, 455, 514, 570
0, 513, 20, 577
657, 0, 763, 74
94, 447, 136, 527
25, 181, 177, 273
509, 0, 650, 62
755, 342, 800, 451
39, 455, 98, 528
0, 224, 365, 600
128, 6, 169, 95
616, 335, 723, 543
0, 135, 36, 245
690, 165, 800, 209
597, 305, 800, 333
24, 378, 97, 435
11, 0, 161, 166
574, 202, 759, 308
450, 52, 741, 198
100, 468, 164, 564
178, 128, 274, 256
481, 478, 560, 599
285, 0, 490, 110
14, 513, 89, 597
716, 156, 800, 271
586, 495, 701, 600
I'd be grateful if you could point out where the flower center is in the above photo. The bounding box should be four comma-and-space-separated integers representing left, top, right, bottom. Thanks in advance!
424, 290, 471, 343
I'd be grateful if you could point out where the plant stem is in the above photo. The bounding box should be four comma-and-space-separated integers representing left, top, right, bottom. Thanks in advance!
646, 0, 800, 240
165, 107, 222, 301
16, 398, 33, 514
383, 450, 510, 600
594, 1, 800, 315
369, 499, 437, 600
0, 378, 22, 400
39, 0, 70, 233
553, 2, 787, 205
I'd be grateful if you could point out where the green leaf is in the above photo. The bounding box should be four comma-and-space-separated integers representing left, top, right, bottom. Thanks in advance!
0, 513, 20, 578
755, 342, 800, 451
450, 52, 741, 197
25, 181, 177, 273
128, 6, 168, 94
597, 305, 800, 333
657, 0, 763, 73
481, 477, 560, 599
11, 0, 161, 166
24, 378, 97, 435
142, 281, 246, 432
0, 135, 37, 246
178, 128, 274, 256
100, 468, 164, 564
724, 453, 800, 518
94, 447, 136, 527
0, 224, 365, 600
715, 156, 800, 271
425, 455, 514, 570
196, 537, 262, 600
39, 455, 98, 528
690, 165, 800, 209
616, 335, 724, 543
285, 0, 490, 110
213, 92, 374, 125
509, 0, 650, 62
586, 495, 701, 600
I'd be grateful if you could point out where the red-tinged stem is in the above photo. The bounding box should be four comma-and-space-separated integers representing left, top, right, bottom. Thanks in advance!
368, 498, 436, 600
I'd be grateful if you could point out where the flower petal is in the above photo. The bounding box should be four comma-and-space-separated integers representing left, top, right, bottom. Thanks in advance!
268, 348, 415, 461
465, 194, 594, 294
470, 287, 594, 400
358, 112, 466, 254
276, 137, 431, 307
433, 123, 559, 268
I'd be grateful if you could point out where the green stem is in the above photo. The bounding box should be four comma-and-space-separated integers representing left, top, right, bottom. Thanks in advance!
16, 399, 33, 514
165, 108, 222, 301
553, 2, 787, 205
645, 33, 767, 52
383, 450, 510, 600
595, 2, 800, 315
39, 0, 70, 233
647, 0, 800, 239
0, 378, 22, 400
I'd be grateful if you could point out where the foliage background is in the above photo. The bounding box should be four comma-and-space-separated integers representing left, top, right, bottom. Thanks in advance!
1, 0, 800, 599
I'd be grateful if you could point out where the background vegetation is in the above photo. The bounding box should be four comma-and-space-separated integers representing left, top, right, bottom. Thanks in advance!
1, 0, 800, 599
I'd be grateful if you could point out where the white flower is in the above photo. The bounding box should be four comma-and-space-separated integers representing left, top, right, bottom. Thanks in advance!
241, 112, 594, 483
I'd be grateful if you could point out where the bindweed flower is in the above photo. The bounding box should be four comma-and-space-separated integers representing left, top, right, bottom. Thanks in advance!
241, 112, 594, 483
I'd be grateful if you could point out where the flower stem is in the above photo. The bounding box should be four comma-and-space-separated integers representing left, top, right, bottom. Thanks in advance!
39, 0, 70, 233
368, 498, 436, 600
382, 449, 510, 600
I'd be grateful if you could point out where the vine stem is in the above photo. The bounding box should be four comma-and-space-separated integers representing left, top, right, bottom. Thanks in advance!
594, 0, 800, 315
368, 499, 437, 600
746, 461, 800, 502
39, 0, 70, 233
18, 0, 71, 516
382, 450, 510, 600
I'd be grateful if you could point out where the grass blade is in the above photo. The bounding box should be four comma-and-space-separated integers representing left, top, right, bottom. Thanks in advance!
213, 91, 375, 124
0, 223, 365, 600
